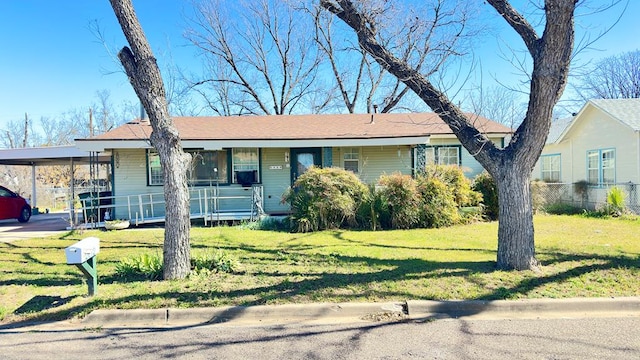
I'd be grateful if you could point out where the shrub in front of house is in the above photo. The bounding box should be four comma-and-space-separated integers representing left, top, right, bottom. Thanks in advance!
283, 167, 370, 232
423, 165, 482, 207
472, 171, 498, 221
415, 176, 460, 228
376, 173, 421, 229
356, 183, 386, 231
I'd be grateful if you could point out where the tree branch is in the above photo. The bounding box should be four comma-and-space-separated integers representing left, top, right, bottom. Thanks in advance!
485, 0, 540, 54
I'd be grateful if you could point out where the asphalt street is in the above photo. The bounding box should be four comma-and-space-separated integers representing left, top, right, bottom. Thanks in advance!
1, 316, 639, 359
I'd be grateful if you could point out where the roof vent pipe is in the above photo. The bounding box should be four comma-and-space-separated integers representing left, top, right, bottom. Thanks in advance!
140, 103, 148, 123
370, 104, 378, 124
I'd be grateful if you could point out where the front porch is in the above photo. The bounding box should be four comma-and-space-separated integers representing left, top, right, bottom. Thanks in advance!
78, 185, 265, 228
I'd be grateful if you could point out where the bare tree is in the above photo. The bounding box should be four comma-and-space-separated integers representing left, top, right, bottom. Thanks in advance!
1, 114, 39, 148
40, 113, 81, 146
109, 0, 193, 279
467, 85, 527, 128
184, 0, 322, 115
322, 0, 576, 271
310, 0, 477, 113
1, 114, 37, 204
36, 91, 137, 146
574, 49, 640, 99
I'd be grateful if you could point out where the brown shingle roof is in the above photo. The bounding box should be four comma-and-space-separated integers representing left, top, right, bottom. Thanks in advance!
88, 113, 511, 141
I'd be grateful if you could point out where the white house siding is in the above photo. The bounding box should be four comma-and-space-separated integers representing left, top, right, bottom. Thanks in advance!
535, 106, 639, 184
533, 140, 571, 183
261, 148, 291, 214
533, 104, 640, 213
565, 106, 639, 184
110, 148, 163, 220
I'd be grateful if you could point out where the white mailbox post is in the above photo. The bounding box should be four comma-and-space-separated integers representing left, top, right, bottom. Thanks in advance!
65, 237, 100, 296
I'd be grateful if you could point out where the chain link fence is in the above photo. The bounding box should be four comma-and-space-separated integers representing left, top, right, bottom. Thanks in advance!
535, 182, 640, 215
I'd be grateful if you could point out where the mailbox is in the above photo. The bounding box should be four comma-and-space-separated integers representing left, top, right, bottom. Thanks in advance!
65, 237, 100, 296
65, 237, 100, 264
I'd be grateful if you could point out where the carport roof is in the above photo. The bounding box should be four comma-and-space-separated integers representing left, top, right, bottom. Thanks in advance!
0, 145, 111, 166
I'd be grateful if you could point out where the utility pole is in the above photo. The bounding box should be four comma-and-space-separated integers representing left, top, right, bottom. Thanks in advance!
89, 108, 94, 137
23, 113, 28, 147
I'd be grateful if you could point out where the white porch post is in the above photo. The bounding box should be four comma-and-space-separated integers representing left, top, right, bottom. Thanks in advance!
69, 157, 75, 227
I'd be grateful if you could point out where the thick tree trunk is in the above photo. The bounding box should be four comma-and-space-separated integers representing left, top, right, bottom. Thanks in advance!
493, 165, 539, 271
322, 0, 575, 271
154, 136, 191, 280
109, 0, 192, 279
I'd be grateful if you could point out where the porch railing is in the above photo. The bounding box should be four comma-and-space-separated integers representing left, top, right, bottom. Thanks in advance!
78, 185, 264, 228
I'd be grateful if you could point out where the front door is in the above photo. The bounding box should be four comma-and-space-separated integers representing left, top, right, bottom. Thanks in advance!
290, 148, 322, 184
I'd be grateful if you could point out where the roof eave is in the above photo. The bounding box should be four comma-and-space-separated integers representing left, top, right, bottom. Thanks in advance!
75, 136, 432, 152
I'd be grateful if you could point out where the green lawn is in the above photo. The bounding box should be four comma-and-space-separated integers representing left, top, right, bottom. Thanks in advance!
1, 214, 638, 324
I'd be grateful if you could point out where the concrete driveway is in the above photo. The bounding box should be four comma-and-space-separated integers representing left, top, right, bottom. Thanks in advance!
0, 212, 72, 243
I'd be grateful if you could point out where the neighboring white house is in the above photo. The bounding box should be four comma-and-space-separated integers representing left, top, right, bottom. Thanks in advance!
74, 112, 510, 223
533, 98, 640, 212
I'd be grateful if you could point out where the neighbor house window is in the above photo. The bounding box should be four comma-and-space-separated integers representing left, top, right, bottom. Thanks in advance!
147, 150, 163, 186
587, 149, 615, 185
232, 148, 259, 183
540, 154, 561, 182
343, 147, 359, 173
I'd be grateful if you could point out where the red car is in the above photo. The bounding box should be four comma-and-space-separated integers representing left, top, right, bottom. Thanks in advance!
0, 185, 31, 223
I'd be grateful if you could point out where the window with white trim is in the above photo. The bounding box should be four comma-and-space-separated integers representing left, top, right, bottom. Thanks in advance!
232, 148, 259, 183
343, 147, 359, 173
587, 149, 615, 185
148, 151, 163, 186
422, 146, 461, 169
540, 154, 561, 182
437, 147, 460, 165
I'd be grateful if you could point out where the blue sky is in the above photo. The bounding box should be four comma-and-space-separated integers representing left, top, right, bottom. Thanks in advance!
0, 1, 193, 129
0, 1, 638, 132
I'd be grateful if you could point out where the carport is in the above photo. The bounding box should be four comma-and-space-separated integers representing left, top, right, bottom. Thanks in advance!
0, 145, 111, 226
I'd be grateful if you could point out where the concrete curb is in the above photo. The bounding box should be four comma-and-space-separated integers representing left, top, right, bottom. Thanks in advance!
81, 302, 406, 327
407, 297, 640, 319
80, 297, 640, 327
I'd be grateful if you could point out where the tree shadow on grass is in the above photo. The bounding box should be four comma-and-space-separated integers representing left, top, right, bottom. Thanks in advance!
1, 242, 638, 328
490, 251, 640, 300
330, 230, 497, 254
13, 295, 75, 315
0, 274, 81, 287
